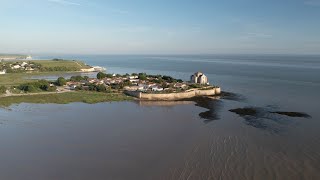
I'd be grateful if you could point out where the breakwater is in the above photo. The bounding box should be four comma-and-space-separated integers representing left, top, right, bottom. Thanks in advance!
125, 87, 221, 101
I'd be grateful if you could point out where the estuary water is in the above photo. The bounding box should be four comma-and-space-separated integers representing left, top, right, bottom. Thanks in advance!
1, 55, 320, 179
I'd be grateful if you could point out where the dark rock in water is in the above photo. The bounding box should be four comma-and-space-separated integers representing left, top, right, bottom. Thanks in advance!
229, 108, 258, 116
220, 91, 246, 102
229, 106, 312, 134
270, 111, 311, 118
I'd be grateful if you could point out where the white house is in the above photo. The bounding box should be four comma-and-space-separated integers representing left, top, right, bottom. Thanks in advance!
12, 65, 21, 69
21, 62, 28, 67
138, 84, 149, 91
151, 86, 164, 92
129, 76, 138, 79
174, 83, 187, 89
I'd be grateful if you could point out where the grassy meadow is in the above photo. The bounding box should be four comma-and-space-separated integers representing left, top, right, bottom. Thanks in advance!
0, 91, 133, 107
34, 60, 90, 70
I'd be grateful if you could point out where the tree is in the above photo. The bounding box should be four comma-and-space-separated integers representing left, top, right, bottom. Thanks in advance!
177, 79, 183, 83
97, 72, 106, 79
138, 73, 147, 80
70, 76, 84, 82
96, 84, 106, 92
37, 80, 50, 91
106, 74, 113, 78
56, 77, 67, 86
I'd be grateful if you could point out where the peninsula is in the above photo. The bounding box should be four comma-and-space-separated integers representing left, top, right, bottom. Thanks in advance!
0, 58, 221, 106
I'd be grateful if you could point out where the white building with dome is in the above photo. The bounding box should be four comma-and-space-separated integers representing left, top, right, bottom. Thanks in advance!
190, 72, 209, 85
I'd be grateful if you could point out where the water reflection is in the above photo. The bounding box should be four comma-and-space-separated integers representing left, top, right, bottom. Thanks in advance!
135, 97, 223, 123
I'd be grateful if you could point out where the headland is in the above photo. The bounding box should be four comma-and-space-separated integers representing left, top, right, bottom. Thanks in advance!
0, 58, 221, 106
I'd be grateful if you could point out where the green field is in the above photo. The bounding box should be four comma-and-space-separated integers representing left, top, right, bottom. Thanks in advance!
0, 91, 133, 107
0, 73, 35, 86
34, 60, 90, 70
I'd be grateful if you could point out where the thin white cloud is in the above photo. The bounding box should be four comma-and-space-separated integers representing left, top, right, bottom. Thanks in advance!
48, 0, 81, 6
239, 33, 272, 40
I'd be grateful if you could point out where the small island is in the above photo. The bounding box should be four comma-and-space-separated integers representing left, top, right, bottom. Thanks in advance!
0, 57, 221, 106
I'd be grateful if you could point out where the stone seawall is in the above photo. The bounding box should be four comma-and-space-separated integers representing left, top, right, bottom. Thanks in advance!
125, 87, 221, 101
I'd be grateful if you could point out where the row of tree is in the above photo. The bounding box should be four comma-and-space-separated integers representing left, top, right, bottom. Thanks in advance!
19, 80, 56, 92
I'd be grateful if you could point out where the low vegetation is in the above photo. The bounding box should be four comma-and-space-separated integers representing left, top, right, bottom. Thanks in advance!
36, 60, 90, 72
0, 91, 133, 107
18, 80, 56, 92
0, 59, 91, 73
0, 86, 6, 94
0, 73, 35, 86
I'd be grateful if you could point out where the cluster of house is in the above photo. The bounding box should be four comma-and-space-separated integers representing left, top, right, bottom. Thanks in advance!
0, 61, 38, 74
10, 62, 37, 71
65, 72, 210, 93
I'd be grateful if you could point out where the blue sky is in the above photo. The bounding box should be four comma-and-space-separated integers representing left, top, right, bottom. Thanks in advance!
1, 0, 320, 54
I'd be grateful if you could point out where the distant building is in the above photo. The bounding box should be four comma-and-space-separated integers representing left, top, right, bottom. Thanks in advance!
190, 72, 209, 85
26, 56, 33, 60
151, 85, 163, 92
92, 66, 106, 72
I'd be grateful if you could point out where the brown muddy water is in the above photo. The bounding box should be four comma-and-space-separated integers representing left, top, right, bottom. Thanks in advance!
0, 98, 319, 180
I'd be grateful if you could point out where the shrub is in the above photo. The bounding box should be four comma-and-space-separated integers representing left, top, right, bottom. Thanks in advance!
56, 77, 67, 86
70, 76, 85, 82
97, 72, 106, 79
96, 84, 106, 92
19, 80, 51, 92
0, 86, 6, 94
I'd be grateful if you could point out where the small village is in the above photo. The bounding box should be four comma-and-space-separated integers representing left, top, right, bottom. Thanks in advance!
0, 61, 40, 74
64, 71, 211, 94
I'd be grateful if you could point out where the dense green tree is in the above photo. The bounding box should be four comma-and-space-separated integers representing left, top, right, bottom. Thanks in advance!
138, 73, 147, 80
70, 76, 84, 82
106, 74, 113, 78
97, 72, 106, 79
96, 84, 106, 92
56, 77, 67, 86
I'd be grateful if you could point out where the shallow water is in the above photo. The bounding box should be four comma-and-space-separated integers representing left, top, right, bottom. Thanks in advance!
2, 55, 320, 179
